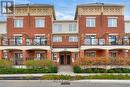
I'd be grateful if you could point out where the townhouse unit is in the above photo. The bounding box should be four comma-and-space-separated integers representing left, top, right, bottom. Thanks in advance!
0, 3, 129, 65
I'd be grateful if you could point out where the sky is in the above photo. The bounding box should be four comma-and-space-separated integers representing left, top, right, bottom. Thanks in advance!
0, 0, 130, 20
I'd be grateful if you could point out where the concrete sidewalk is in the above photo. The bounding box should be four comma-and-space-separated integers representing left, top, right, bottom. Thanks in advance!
0, 73, 129, 77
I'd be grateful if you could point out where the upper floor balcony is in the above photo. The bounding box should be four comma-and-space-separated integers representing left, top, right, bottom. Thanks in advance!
0, 38, 48, 46
83, 38, 129, 46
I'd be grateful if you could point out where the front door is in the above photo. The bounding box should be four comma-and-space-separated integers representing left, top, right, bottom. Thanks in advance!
60, 52, 71, 65
14, 53, 23, 65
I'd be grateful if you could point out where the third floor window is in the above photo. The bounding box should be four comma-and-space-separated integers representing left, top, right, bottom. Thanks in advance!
69, 24, 76, 32
108, 18, 117, 28
54, 24, 62, 33
35, 18, 45, 28
14, 19, 23, 28
86, 17, 96, 27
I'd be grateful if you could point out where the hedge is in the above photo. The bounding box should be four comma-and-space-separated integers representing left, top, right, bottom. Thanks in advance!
0, 67, 57, 74
73, 66, 130, 73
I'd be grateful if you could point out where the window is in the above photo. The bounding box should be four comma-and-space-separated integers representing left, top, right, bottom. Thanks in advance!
69, 36, 78, 42
69, 24, 76, 32
52, 53, 57, 60
35, 18, 45, 28
86, 17, 96, 27
109, 35, 117, 45
35, 53, 45, 60
85, 51, 96, 57
53, 36, 62, 42
3, 51, 8, 59
74, 52, 78, 60
84, 35, 97, 45
54, 24, 62, 33
108, 18, 117, 27
34, 36, 46, 45
14, 19, 23, 28
109, 51, 117, 58
14, 36, 22, 45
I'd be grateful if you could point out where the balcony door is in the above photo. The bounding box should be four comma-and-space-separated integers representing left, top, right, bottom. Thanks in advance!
34, 36, 46, 45
85, 35, 97, 45
14, 36, 22, 45
109, 35, 117, 45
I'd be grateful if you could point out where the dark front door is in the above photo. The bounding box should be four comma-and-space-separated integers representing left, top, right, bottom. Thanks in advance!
66, 54, 70, 64
60, 52, 71, 65
60, 54, 64, 65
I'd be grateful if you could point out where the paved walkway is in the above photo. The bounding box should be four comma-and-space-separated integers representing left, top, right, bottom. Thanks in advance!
58, 65, 74, 75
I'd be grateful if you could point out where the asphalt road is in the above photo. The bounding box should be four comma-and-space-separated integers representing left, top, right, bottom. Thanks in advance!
0, 80, 130, 87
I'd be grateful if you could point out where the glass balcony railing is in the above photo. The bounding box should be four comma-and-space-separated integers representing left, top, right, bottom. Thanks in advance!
1, 38, 48, 46
83, 38, 130, 45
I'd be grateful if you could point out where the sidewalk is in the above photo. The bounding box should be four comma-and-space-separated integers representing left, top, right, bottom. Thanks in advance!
0, 73, 129, 77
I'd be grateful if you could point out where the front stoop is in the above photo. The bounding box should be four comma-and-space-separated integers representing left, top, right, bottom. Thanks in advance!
58, 65, 74, 75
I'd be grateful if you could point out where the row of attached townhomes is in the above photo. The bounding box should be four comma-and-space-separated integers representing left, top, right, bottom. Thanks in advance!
0, 3, 130, 65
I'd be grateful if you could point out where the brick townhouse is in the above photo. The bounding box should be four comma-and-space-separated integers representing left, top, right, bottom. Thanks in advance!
0, 3, 129, 65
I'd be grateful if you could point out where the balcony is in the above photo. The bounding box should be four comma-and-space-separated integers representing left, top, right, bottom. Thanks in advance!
83, 38, 130, 46
1, 38, 48, 46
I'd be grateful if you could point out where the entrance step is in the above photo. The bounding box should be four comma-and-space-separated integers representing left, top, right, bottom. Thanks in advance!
58, 65, 74, 75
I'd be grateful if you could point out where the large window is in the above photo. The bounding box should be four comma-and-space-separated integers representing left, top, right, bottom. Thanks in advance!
35, 18, 45, 28
54, 24, 62, 33
53, 36, 62, 42
69, 24, 76, 32
108, 18, 117, 27
14, 19, 23, 28
69, 36, 78, 42
86, 17, 96, 27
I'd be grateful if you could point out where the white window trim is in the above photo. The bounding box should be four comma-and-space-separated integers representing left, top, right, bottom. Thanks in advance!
35, 17, 45, 28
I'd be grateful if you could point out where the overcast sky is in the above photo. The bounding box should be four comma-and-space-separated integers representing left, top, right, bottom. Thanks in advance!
0, 0, 130, 20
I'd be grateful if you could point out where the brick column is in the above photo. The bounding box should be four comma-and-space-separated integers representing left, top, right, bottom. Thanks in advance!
79, 50, 84, 58
104, 50, 109, 57
47, 50, 51, 60
22, 50, 28, 63
0, 50, 3, 59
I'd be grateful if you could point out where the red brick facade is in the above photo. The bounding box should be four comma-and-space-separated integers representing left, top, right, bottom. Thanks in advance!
0, 3, 128, 65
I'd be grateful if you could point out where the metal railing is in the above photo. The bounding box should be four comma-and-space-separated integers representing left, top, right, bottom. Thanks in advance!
1, 38, 48, 46
83, 38, 130, 46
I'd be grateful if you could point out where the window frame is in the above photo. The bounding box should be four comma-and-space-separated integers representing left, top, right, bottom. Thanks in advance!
53, 36, 62, 42
14, 19, 23, 28
86, 17, 96, 28
68, 36, 78, 42
108, 17, 117, 28
35, 17, 45, 28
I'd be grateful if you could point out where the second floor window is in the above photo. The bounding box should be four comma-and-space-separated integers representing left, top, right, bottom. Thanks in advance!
69, 36, 78, 42
14, 19, 23, 28
69, 24, 76, 32
35, 18, 45, 28
86, 18, 96, 27
54, 24, 62, 33
108, 18, 117, 27
53, 36, 62, 42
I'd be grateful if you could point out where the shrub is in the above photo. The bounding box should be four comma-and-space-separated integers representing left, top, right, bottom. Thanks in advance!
73, 66, 81, 73
85, 74, 130, 80
25, 60, 56, 68
0, 67, 57, 74
0, 60, 13, 68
